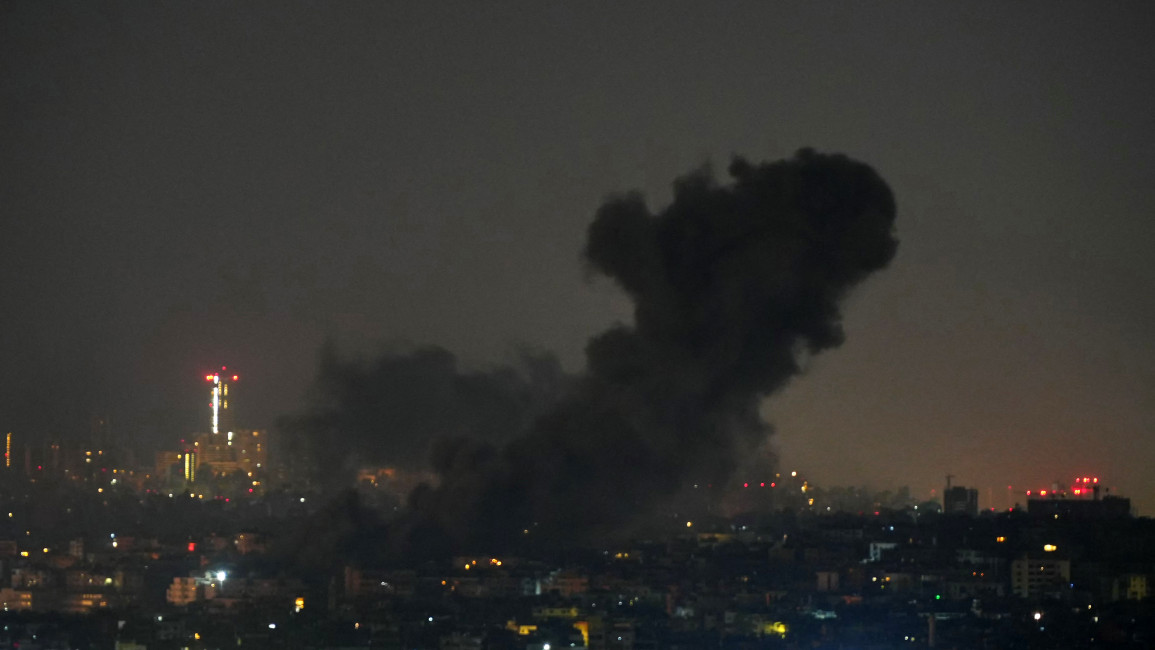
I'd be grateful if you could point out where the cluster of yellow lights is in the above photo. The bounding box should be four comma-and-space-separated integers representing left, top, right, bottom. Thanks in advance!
996, 536, 1006, 543
463, 558, 503, 569
1043, 544, 1058, 552
762, 621, 788, 638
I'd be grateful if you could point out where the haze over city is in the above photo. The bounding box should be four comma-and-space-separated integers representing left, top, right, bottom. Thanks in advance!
4, 1, 1155, 515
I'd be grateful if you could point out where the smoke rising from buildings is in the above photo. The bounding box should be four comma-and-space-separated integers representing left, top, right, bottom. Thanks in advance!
284, 343, 569, 491
294, 149, 898, 555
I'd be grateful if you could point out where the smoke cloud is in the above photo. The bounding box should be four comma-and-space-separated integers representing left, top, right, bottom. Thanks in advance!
283, 343, 569, 491
391, 149, 898, 553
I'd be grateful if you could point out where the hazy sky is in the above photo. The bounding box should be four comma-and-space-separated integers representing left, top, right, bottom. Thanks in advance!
3, 2, 1154, 512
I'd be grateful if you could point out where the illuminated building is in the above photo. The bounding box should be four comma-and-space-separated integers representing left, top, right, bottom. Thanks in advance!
231, 429, 266, 475
194, 433, 233, 472
1011, 556, 1070, 599
4, 432, 9, 468
189, 367, 270, 481
204, 367, 238, 436
1114, 574, 1149, 601
166, 576, 202, 606
191, 429, 266, 478
0, 588, 33, 611
183, 451, 196, 482
1026, 476, 1131, 520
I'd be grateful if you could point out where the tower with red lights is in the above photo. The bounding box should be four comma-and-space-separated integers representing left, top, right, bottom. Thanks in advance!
204, 367, 239, 437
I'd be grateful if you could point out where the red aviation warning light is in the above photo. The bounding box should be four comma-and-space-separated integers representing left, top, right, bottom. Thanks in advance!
203, 367, 238, 435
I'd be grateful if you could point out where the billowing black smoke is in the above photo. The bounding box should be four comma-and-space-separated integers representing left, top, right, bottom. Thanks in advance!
282, 343, 569, 491
393, 149, 898, 553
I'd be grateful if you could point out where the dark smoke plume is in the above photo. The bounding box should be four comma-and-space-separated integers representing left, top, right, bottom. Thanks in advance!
282, 343, 568, 491
392, 149, 898, 553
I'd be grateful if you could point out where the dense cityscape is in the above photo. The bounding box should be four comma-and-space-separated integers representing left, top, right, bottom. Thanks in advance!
6, 3, 1155, 649
0, 370, 1151, 649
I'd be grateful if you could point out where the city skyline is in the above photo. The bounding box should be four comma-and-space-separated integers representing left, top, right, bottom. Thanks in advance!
3, 2, 1154, 515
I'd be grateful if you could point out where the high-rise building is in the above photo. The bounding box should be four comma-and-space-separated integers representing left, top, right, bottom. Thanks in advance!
1027, 495, 1131, 520
183, 450, 197, 482
1011, 556, 1070, 599
943, 486, 979, 516
203, 367, 239, 436
190, 429, 266, 478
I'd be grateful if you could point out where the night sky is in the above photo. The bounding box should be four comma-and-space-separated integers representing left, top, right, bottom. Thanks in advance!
3, 3, 1154, 512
